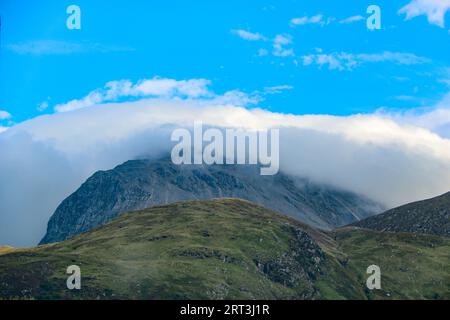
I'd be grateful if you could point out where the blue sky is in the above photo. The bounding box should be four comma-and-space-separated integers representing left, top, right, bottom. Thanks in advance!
0, 0, 449, 125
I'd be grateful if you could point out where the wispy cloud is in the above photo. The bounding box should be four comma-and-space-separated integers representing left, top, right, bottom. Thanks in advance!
263, 85, 293, 94
54, 77, 294, 114
0, 110, 12, 133
399, 0, 450, 28
272, 34, 294, 57
6, 40, 135, 55
0, 110, 12, 120
290, 14, 325, 26
378, 92, 450, 139
339, 15, 365, 24
37, 100, 50, 112
301, 51, 431, 71
437, 68, 450, 86
257, 48, 269, 56
231, 29, 267, 41
55, 77, 211, 112
232, 29, 294, 58
54, 77, 265, 113
394, 95, 417, 101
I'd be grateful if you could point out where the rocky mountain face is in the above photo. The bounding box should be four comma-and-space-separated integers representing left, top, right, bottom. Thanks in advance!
354, 192, 450, 237
40, 158, 383, 244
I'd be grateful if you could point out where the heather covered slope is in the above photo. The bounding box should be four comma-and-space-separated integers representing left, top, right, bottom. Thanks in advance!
353, 192, 450, 237
1, 199, 448, 300
40, 158, 383, 244
0, 246, 14, 255
334, 227, 450, 299
1, 199, 348, 299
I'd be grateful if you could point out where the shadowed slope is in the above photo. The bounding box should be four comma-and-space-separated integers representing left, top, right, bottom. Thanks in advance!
354, 192, 450, 237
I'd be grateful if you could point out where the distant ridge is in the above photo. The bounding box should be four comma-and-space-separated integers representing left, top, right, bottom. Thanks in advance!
354, 192, 450, 237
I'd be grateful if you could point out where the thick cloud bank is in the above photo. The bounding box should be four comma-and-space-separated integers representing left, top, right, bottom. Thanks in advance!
1, 98, 450, 246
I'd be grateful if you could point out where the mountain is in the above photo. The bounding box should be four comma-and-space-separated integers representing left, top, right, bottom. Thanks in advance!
1, 199, 448, 300
40, 158, 383, 244
354, 192, 450, 237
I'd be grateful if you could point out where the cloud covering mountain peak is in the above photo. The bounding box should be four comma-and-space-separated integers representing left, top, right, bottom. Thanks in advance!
1, 78, 450, 247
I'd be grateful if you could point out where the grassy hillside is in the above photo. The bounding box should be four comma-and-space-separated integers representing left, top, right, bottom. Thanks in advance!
334, 227, 450, 299
0, 199, 448, 300
0, 246, 15, 256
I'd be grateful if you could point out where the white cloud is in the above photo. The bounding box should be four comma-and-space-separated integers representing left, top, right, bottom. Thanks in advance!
272, 34, 294, 57
37, 101, 49, 112
0, 111, 12, 132
54, 77, 217, 112
339, 15, 365, 24
301, 51, 430, 71
54, 90, 105, 112
290, 14, 325, 26
263, 85, 293, 94
135, 78, 212, 98
378, 92, 450, 139
232, 29, 295, 59
207, 90, 262, 106
399, 0, 450, 28
54, 77, 296, 112
231, 29, 267, 41
6, 40, 134, 55
0, 110, 12, 120
53, 77, 291, 114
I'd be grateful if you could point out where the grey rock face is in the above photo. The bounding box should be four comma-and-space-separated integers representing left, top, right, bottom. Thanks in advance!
40, 158, 383, 244
354, 191, 450, 237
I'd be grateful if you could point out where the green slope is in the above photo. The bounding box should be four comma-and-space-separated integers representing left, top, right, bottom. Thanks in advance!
0, 199, 448, 300
334, 227, 450, 299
